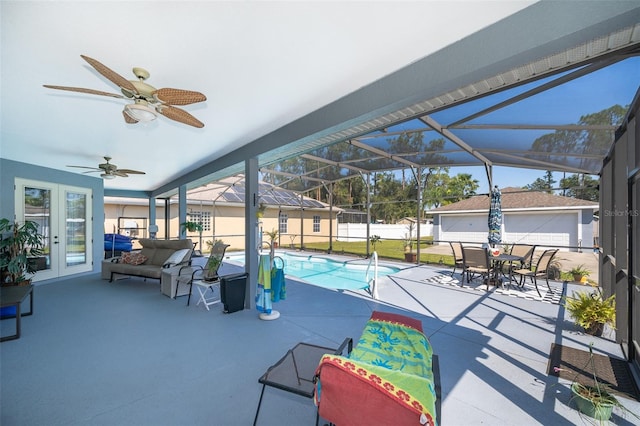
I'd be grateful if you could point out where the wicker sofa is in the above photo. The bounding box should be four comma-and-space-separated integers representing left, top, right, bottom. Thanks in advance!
101, 238, 194, 283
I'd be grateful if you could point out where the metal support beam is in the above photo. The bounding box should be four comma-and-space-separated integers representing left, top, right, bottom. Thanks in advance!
245, 158, 259, 310
178, 185, 187, 239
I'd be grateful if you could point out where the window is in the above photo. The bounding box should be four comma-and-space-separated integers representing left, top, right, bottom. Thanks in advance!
188, 211, 211, 232
313, 215, 320, 233
279, 213, 288, 234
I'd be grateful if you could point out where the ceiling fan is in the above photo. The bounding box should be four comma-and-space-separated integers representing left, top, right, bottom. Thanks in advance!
44, 55, 206, 128
67, 156, 146, 180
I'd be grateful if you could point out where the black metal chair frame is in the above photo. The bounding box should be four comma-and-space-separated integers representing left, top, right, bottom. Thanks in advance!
449, 241, 464, 277
253, 337, 353, 426
513, 248, 558, 297
175, 242, 229, 305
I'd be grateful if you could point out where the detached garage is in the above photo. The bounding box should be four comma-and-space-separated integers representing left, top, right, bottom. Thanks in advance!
430, 187, 598, 252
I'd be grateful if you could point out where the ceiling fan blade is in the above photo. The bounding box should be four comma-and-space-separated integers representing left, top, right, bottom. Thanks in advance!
153, 88, 207, 106
113, 171, 129, 177
80, 55, 137, 95
122, 110, 139, 124
157, 105, 204, 128
116, 169, 145, 175
44, 85, 125, 99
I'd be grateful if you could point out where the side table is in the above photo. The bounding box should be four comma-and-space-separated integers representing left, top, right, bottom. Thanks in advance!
192, 279, 221, 310
1, 284, 34, 342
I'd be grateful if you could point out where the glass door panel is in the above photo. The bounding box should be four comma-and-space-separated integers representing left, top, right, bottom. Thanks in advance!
17, 180, 58, 280
61, 187, 92, 275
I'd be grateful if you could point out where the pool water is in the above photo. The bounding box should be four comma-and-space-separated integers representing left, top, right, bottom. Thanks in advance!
224, 252, 400, 291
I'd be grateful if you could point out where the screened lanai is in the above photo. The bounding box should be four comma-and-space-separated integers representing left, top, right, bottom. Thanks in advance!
124, 7, 640, 380
180, 40, 639, 256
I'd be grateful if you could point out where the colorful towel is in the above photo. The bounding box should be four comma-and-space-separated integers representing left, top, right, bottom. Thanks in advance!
315, 313, 437, 426
256, 254, 272, 314
271, 265, 286, 302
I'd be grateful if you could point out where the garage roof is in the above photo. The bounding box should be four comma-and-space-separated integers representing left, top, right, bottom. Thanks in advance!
430, 187, 598, 213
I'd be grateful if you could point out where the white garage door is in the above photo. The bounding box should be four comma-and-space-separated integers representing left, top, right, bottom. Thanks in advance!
439, 212, 577, 248
504, 213, 576, 247
440, 214, 487, 243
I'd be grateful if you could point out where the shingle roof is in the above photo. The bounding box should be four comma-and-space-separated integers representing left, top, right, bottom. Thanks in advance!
429, 187, 598, 213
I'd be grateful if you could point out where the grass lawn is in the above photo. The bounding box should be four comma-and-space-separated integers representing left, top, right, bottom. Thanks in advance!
299, 238, 455, 267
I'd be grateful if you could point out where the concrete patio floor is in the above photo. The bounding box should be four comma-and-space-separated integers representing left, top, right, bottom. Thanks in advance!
1, 257, 638, 425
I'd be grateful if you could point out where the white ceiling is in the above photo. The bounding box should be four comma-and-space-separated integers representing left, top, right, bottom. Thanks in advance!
1, 1, 535, 192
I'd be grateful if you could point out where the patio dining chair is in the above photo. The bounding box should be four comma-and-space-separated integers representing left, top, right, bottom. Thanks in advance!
509, 244, 536, 283
512, 248, 558, 297
461, 246, 491, 290
509, 244, 536, 269
449, 242, 464, 277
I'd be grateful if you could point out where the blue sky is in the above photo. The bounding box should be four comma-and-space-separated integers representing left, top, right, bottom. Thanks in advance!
442, 58, 640, 195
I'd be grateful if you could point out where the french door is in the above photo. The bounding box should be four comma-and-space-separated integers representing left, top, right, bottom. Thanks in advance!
14, 179, 93, 282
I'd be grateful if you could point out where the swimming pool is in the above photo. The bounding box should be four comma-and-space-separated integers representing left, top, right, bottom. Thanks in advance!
224, 251, 400, 291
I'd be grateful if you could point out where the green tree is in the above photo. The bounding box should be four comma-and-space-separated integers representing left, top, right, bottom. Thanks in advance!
559, 173, 599, 201
422, 167, 450, 209
369, 172, 414, 223
445, 173, 479, 204
526, 170, 556, 193
529, 105, 626, 171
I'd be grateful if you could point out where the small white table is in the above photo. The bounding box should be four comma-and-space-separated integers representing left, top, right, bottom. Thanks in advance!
191, 279, 221, 310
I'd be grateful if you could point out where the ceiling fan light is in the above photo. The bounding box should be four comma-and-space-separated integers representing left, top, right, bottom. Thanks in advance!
101, 173, 116, 180
124, 103, 157, 122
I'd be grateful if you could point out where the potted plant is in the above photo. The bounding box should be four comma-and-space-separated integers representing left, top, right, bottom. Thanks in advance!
264, 228, 278, 249
369, 235, 380, 252
0, 218, 46, 286
564, 289, 615, 336
564, 343, 624, 422
180, 221, 203, 233
558, 343, 640, 423
204, 254, 222, 282
403, 233, 413, 253
201, 240, 229, 282
569, 264, 590, 283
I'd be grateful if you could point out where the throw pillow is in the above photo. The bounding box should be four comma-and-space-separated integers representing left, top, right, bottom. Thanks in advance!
162, 248, 191, 268
121, 252, 148, 266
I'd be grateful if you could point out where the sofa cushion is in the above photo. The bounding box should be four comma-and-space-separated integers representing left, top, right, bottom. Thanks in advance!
162, 248, 191, 267
138, 239, 193, 266
121, 252, 148, 266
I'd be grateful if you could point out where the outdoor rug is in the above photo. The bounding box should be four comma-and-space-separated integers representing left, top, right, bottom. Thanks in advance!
547, 343, 640, 401
423, 271, 564, 305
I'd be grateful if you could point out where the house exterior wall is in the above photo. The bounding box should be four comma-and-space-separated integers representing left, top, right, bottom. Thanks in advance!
104, 200, 336, 253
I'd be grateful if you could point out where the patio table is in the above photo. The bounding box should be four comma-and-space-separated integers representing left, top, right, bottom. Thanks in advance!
490, 254, 523, 289
1, 284, 34, 342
